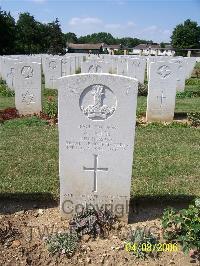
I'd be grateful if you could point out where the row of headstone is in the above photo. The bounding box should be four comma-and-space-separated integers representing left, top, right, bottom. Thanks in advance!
0, 55, 198, 220
0, 54, 197, 122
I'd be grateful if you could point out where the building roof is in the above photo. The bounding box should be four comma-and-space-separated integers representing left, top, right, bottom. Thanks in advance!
133, 43, 161, 50
67, 43, 103, 50
102, 44, 121, 49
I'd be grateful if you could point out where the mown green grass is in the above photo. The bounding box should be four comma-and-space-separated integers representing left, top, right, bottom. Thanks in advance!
1, 84, 199, 115
0, 117, 59, 199
0, 118, 199, 200
132, 123, 200, 198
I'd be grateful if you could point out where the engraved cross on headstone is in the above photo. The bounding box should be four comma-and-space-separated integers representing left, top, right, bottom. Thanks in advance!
157, 91, 167, 105
83, 154, 108, 192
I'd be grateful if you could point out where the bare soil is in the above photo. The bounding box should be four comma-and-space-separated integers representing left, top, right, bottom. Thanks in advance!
0, 200, 199, 266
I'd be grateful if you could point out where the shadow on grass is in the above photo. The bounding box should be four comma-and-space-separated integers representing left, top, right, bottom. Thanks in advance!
0, 192, 58, 215
0, 193, 197, 223
128, 194, 196, 223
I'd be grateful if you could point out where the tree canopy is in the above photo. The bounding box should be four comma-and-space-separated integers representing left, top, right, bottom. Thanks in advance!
1, 8, 199, 55
171, 19, 200, 51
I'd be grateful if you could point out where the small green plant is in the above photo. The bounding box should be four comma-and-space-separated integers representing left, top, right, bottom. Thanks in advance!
0, 78, 6, 85
185, 78, 200, 86
125, 229, 159, 259
69, 207, 116, 238
188, 112, 200, 127
176, 91, 200, 98
46, 232, 79, 257
162, 199, 200, 255
43, 96, 58, 118
3, 116, 48, 127
43, 88, 58, 97
0, 84, 15, 97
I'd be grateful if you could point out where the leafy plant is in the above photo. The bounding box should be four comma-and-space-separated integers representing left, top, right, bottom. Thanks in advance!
69, 207, 116, 238
188, 112, 200, 126
176, 91, 200, 98
0, 108, 19, 122
0, 84, 15, 97
125, 229, 159, 259
0, 78, 6, 85
185, 78, 200, 86
162, 199, 200, 255
43, 88, 58, 96
46, 232, 79, 257
43, 96, 58, 118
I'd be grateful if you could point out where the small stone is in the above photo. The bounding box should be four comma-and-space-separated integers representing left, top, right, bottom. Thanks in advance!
11, 240, 21, 248
169, 260, 175, 264
111, 246, 115, 250
82, 234, 90, 242
86, 257, 91, 263
37, 209, 44, 215
15, 210, 24, 216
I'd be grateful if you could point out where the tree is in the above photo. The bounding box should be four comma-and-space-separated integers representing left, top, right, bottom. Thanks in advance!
160, 42, 165, 48
15, 12, 39, 54
0, 9, 16, 55
78, 32, 116, 44
171, 19, 200, 52
47, 18, 65, 54
64, 32, 78, 44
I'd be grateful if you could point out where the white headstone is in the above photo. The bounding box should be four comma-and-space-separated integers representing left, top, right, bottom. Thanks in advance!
57, 73, 138, 220
127, 58, 146, 84
81, 60, 110, 73
117, 57, 128, 75
15, 62, 42, 115
45, 57, 61, 89
146, 62, 177, 122
170, 58, 186, 92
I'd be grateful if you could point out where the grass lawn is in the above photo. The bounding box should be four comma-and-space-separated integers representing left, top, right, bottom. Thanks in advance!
1, 80, 199, 115
137, 95, 200, 115
0, 118, 199, 200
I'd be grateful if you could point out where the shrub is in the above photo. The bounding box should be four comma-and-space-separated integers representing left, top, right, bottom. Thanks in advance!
43, 88, 58, 97
43, 96, 58, 118
162, 199, 200, 255
46, 232, 79, 257
188, 112, 200, 127
69, 207, 116, 238
125, 229, 159, 259
0, 84, 15, 97
185, 78, 200, 86
0, 108, 19, 122
0, 78, 6, 85
176, 91, 200, 98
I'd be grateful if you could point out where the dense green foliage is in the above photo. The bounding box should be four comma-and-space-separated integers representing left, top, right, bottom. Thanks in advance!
0, 8, 152, 55
171, 19, 200, 55
162, 199, 200, 255
0, 10, 65, 55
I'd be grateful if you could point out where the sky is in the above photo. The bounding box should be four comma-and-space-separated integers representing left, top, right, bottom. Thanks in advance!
0, 0, 200, 43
